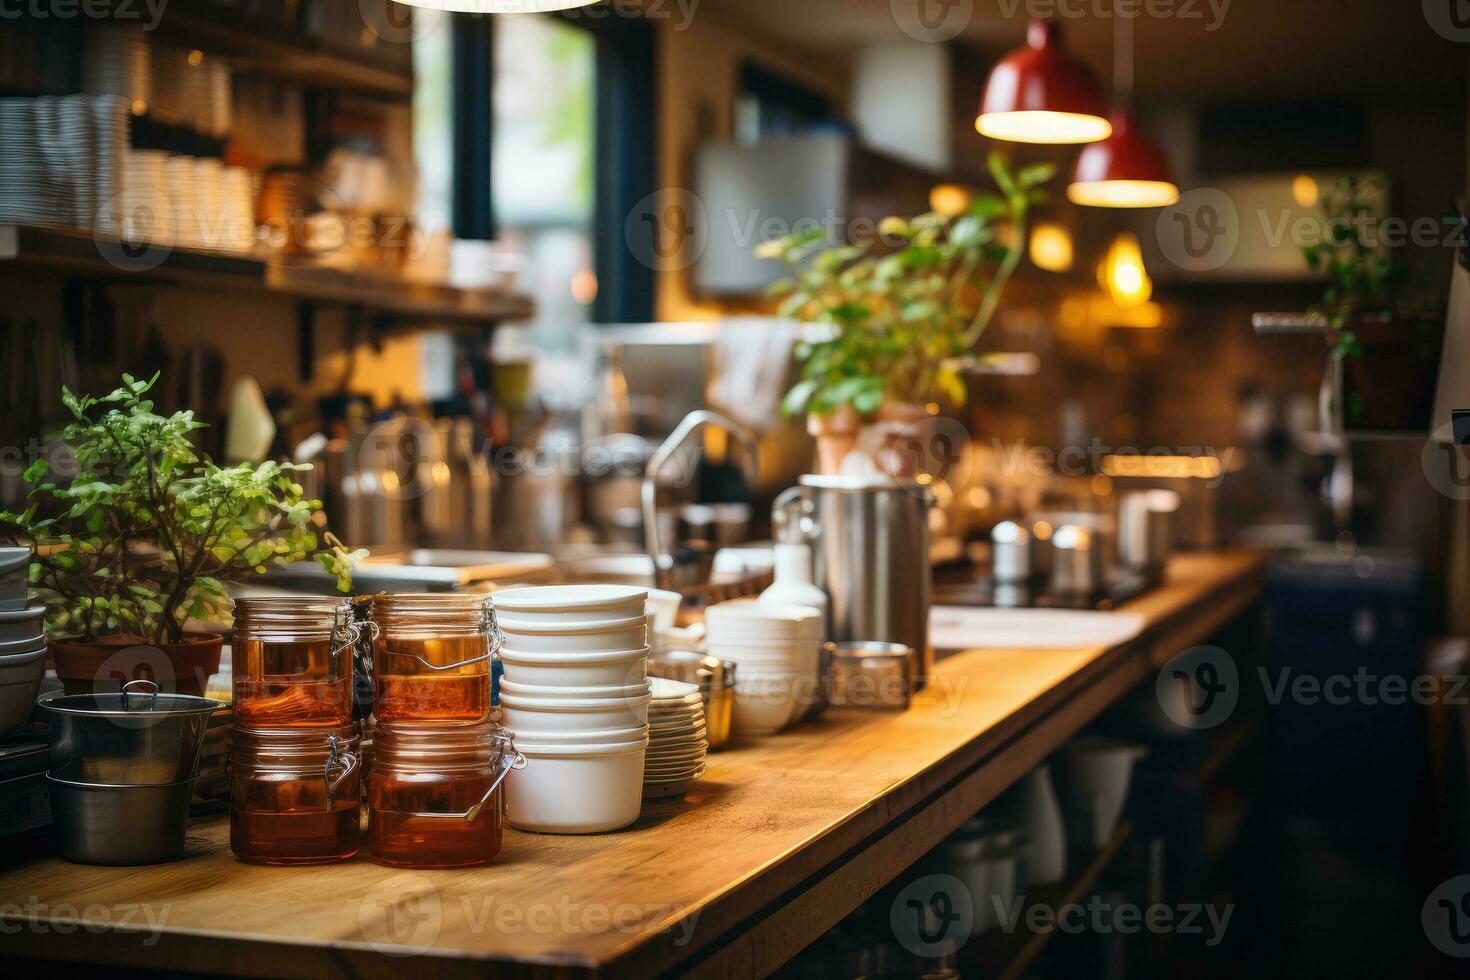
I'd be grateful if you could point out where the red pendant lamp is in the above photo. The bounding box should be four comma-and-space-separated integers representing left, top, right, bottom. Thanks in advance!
976, 19, 1112, 145
1066, 10, 1180, 207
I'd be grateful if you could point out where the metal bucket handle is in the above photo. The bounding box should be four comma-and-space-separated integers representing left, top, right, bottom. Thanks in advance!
121, 678, 161, 711
381, 597, 500, 672
322, 733, 360, 803
403, 729, 527, 824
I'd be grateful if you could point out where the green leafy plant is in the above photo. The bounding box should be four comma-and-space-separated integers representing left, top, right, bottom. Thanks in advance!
759, 152, 1054, 418
0, 374, 365, 644
1302, 175, 1441, 360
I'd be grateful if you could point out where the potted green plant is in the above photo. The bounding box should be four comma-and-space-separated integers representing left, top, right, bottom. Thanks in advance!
1301, 176, 1445, 432
0, 374, 364, 695
758, 152, 1054, 473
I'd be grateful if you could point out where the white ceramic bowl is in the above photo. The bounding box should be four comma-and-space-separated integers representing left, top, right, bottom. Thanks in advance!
0, 606, 44, 645
0, 549, 27, 611
645, 589, 683, 630
501, 692, 652, 734
504, 724, 647, 745
731, 687, 792, 736
499, 646, 650, 689
492, 584, 647, 625
706, 599, 822, 632
508, 740, 647, 834
499, 676, 650, 701
496, 615, 649, 653
0, 643, 43, 736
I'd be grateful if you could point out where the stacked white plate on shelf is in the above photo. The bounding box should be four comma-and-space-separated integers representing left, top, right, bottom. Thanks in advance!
0, 95, 125, 232
643, 677, 708, 799
493, 585, 653, 834
80, 22, 150, 110
706, 599, 824, 737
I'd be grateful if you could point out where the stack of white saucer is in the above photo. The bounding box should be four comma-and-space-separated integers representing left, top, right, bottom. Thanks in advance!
643, 677, 707, 799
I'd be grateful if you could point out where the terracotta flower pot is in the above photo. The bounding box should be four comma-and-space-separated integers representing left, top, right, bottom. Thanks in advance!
870, 402, 940, 479
1328, 316, 1444, 432
807, 405, 862, 475
47, 632, 223, 697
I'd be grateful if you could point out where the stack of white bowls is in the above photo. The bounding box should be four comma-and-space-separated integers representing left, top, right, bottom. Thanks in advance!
643, 678, 708, 799
0, 548, 44, 737
493, 585, 652, 834
705, 599, 824, 737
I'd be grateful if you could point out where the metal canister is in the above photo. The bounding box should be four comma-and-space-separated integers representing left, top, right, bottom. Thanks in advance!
775, 475, 932, 690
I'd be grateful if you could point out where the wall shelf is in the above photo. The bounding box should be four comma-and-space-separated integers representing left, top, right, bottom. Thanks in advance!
153, 10, 414, 100
0, 224, 534, 328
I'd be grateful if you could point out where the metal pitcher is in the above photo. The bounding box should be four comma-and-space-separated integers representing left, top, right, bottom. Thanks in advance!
775, 474, 932, 690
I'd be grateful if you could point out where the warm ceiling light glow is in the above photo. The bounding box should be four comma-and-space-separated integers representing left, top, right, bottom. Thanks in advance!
977, 110, 1112, 144
1067, 112, 1179, 208
976, 20, 1111, 145
389, 0, 600, 9
930, 184, 971, 217
1029, 222, 1073, 272
570, 268, 598, 305
1100, 454, 1223, 480
1292, 173, 1320, 208
1099, 232, 1152, 308
1068, 178, 1180, 208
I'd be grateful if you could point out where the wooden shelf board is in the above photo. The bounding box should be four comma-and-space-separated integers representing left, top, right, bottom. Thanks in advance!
0, 224, 534, 325
965, 819, 1134, 980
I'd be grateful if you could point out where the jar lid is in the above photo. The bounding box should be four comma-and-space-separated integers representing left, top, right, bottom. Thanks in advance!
233, 722, 361, 767
370, 593, 490, 636
233, 596, 354, 637
373, 720, 510, 770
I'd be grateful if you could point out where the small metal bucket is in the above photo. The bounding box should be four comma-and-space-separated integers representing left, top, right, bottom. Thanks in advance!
38, 678, 224, 785
47, 776, 195, 865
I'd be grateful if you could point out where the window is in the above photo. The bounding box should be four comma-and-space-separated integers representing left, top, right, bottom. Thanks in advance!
492, 14, 596, 341
411, 12, 656, 329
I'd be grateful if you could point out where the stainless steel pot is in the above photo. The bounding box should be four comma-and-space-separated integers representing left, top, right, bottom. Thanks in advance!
38, 679, 224, 785
1116, 489, 1179, 573
47, 776, 195, 865
776, 475, 932, 689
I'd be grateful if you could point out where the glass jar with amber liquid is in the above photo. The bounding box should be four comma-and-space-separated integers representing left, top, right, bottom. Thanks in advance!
370, 594, 495, 725
231, 723, 361, 864
233, 597, 359, 728
367, 723, 524, 868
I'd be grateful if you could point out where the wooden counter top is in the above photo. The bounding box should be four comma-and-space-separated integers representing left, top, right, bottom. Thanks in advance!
0, 551, 1268, 979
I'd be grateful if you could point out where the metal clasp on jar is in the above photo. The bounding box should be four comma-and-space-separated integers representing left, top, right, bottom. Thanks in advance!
322, 733, 360, 804
402, 729, 527, 825
381, 596, 501, 672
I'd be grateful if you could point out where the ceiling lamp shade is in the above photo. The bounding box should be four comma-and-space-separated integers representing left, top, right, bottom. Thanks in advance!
389, 0, 600, 10
1067, 111, 1180, 207
976, 20, 1111, 145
